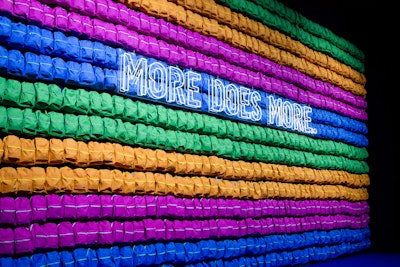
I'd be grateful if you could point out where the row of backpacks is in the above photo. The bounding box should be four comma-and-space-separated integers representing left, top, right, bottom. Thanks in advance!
0, 165, 369, 200
0, 194, 369, 226
0, 227, 371, 266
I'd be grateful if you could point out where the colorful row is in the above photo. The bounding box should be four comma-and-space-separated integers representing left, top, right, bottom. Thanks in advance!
0, 228, 371, 266
0, 135, 371, 187
0, 194, 369, 226
0, 166, 369, 200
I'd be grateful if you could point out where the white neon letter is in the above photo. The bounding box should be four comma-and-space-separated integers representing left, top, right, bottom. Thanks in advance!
185, 71, 202, 108
167, 66, 185, 105
209, 78, 225, 113
148, 62, 167, 99
225, 84, 239, 116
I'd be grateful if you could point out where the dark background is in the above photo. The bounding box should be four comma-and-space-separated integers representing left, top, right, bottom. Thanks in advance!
278, 1, 396, 252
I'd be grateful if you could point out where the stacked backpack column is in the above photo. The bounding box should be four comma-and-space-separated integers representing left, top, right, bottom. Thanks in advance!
0, 0, 371, 266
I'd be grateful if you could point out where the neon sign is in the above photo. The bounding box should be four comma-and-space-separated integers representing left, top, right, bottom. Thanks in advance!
118, 52, 317, 135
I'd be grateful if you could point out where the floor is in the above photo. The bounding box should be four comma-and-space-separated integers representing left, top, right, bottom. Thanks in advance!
308, 252, 400, 267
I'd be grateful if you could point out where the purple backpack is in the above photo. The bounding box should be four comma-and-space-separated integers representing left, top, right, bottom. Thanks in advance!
112, 195, 127, 219
0, 0, 13, 15
0, 227, 14, 255
0, 197, 15, 225
112, 221, 124, 244
92, 18, 107, 43
98, 220, 113, 244
58, 221, 75, 248
28, 1, 44, 24
68, 12, 83, 36
132, 221, 145, 241
47, 194, 62, 220
62, 194, 77, 220
31, 195, 47, 223
14, 226, 33, 254
15, 197, 32, 226
13, 0, 30, 20
75, 195, 90, 220
54, 6, 69, 32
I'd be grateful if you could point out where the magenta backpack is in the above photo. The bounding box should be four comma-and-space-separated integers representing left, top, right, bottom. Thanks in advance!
58, 221, 75, 248
31, 195, 47, 223
15, 197, 32, 226
0, 197, 16, 225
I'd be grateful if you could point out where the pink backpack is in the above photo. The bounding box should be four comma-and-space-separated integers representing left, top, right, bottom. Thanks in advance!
111, 221, 124, 243
13, 0, 30, 20
81, 15, 94, 39
54, 6, 69, 32
14, 226, 33, 254
165, 195, 178, 218
146, 196, 157, 217
75, 195, 90, 220
186, 50, 197, 69
0, 0, 13, 15
0, 197, 15, 225
107, 0, 120, 24
199, 220, 209, 239
104, 23, 117, 46
158, 39, 171, 62
98, 220, 113, 244
183, 198, 195, 219
117, 2, 130, 26
15, 197, 32, 226
96, 0, 108, 20
173, 220, 185, 240
116, 24, 130, 47
192, 198, 202, 219
62, 194, 77, 220
126, 28, 140, 52
112, 195, 127, 219
100, 195, 113, 218
28, 1, 44, 25
148, 36, 160, 58
143, 218, 156, 240
92, 18, 107, 43
164, 219, 175, 240
58, 221, 75, 248
134, 195, 147, 219
31, 195, 47, 223
47, 194, 63, 220
0, 227, 14, 255
33, 222, 58, 249
127, 9, 140, 32
132, 220, 146, 241
68, 12, 83, 36
86, 195, 101, 219
208, 219, 218, 238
